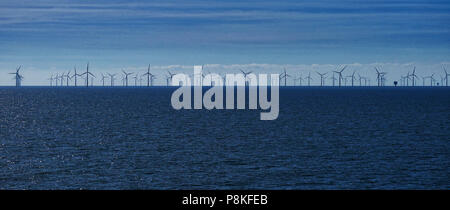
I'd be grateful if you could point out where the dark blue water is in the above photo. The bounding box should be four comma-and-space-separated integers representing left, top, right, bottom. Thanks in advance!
0, 87, 449, 189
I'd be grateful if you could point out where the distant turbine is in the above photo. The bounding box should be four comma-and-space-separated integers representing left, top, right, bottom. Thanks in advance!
55, 73, 59, 86
357, 73, 363, 86
65, 70, 71, 86
239, 68, 253, 86
81, 63, 95, 87
167, 71, 176, 85
443, 65, 449, 86
165, 75, 171, 86
48, 74, 54, 86
410, 66, 418, 87
142, 64, 152, 87
60, 73, 64, 86
133, 74, 139, 86
101, 73, 108, 86
298, 75, 304, 86
70, 67, 82, 87
122, 70, 133, 87
348, 70, 356, 86
278, 68, 291, 86
424, 74, 435, 86
316, 71, 327, 86
305, 72, 313, 86
333, 65, 347, 87
108, 73, 117, 86
9, 66, 23, 87
375, 66, 387, 87
330, 73, 337, 86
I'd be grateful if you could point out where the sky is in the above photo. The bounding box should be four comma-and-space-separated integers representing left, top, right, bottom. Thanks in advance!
0, 0, 449, 85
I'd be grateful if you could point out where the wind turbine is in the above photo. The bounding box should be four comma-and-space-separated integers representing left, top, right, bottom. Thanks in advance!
281, 68, 291, 86
139, 76, 143, 86
55, 73, 59, 86
60, 73, 64, 86
142, 64, 152, 87
81, 63, 95, 87
107, 73, 117, 86
167, 71, 176, 86
101, 73, 108, 86
122, 70, 133, 87
333, 65, 347, 87
410, 66, 418, 86
401, 75, 408, 86
150, 73, 156, 86
71, 67, 82, 87
348, 70, 356, 86
424, 74, 434, 86
330, 73, 337, 86
239, 68, 253, 86
357, 73, 363, 86
381, 74, 387, 86
279, 72, 286, 86
305, 72, 313, 86
64, 70, 71, 86
133, 74, 139, 86
165, 75, 171, 86
406, 72, 410, 86
443, 65, 449, 86
48, 74, 54, 86
298, 75, 304, 86
375, 66, 387, 87
9, 66, 24, 87
316, 71, 327, 86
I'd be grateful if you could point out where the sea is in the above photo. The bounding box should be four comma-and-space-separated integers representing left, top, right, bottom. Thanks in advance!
0, 87, 449, 189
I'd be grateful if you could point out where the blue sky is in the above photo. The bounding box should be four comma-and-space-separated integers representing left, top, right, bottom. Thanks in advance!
0, 0, 449, 85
